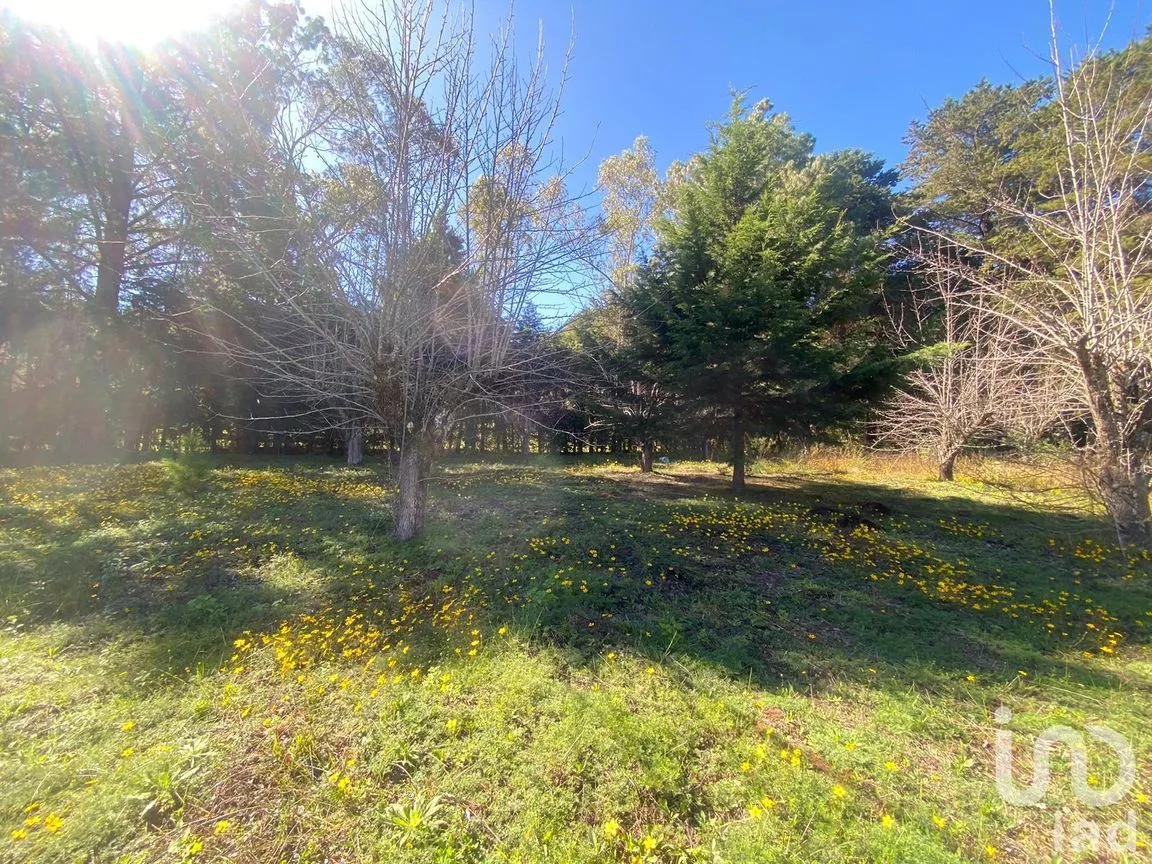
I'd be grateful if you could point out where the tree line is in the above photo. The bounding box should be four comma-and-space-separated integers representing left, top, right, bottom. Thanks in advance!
1, 1, 1150, 544
576, 29, 1152, 547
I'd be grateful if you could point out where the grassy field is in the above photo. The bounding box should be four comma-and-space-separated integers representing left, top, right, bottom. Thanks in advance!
1, 453, 1150, 863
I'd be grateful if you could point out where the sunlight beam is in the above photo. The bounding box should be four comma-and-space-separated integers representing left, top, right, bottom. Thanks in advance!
1, 0, 243, 46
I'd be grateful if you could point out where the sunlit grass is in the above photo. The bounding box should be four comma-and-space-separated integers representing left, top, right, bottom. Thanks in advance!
1, 454, 1150, 862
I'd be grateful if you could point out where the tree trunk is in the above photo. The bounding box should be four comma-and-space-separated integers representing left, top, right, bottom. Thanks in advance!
939, 450, 958, 482
1096, 450, 1151, 549
521, 428, 531, 457
732, 418, 746, 493
394, 431, 430, 541
1078, 349, 1152, 548
346, 425, 364, 466
69, 141, 134, 460
639, 439, 655, 473
91, 127, 134, 315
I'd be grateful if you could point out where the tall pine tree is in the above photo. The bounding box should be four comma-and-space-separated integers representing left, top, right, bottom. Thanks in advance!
627, 96, 896, 490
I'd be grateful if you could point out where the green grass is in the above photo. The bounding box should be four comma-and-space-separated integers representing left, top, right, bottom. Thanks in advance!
1, 454, 1151, 863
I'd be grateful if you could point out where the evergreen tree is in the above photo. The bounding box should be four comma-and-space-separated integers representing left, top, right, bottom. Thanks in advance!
627, 96, 897, 490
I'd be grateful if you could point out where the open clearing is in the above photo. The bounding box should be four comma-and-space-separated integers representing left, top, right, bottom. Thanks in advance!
2, 456, 1150, 863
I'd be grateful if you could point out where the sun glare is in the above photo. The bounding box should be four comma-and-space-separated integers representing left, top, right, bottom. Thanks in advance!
1, 0, 244, 46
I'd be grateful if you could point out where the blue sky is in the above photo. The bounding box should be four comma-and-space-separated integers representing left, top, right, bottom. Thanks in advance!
5, 0, 1146, 188
476, 0, 1150, 193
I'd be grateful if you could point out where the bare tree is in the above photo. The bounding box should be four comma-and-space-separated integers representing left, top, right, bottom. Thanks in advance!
914, 21, 1152, 546
191, 0, 597, 539
995, 359, 1083, 455
874, 275, 1023, 481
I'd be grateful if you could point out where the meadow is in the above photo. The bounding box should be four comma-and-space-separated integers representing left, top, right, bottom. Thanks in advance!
1, 453, 1150, 863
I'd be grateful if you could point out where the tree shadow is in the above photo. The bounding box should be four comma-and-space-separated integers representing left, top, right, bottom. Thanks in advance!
421, 463, 1152, 698
2, 456, 1148, 701
0, 457, 395, 676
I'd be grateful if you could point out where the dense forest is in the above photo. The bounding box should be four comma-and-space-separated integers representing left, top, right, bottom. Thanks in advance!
1, 0, 1150, 543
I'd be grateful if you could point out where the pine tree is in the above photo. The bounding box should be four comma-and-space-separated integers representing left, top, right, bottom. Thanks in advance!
627, 96, 896, 490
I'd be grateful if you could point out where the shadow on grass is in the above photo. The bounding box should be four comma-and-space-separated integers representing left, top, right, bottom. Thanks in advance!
423, 463, 1152, 697
2, 455, 1150, 699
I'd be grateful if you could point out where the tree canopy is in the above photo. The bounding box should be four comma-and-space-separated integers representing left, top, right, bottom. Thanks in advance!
620, 97, 898, 488
2, 4, 1150, 543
